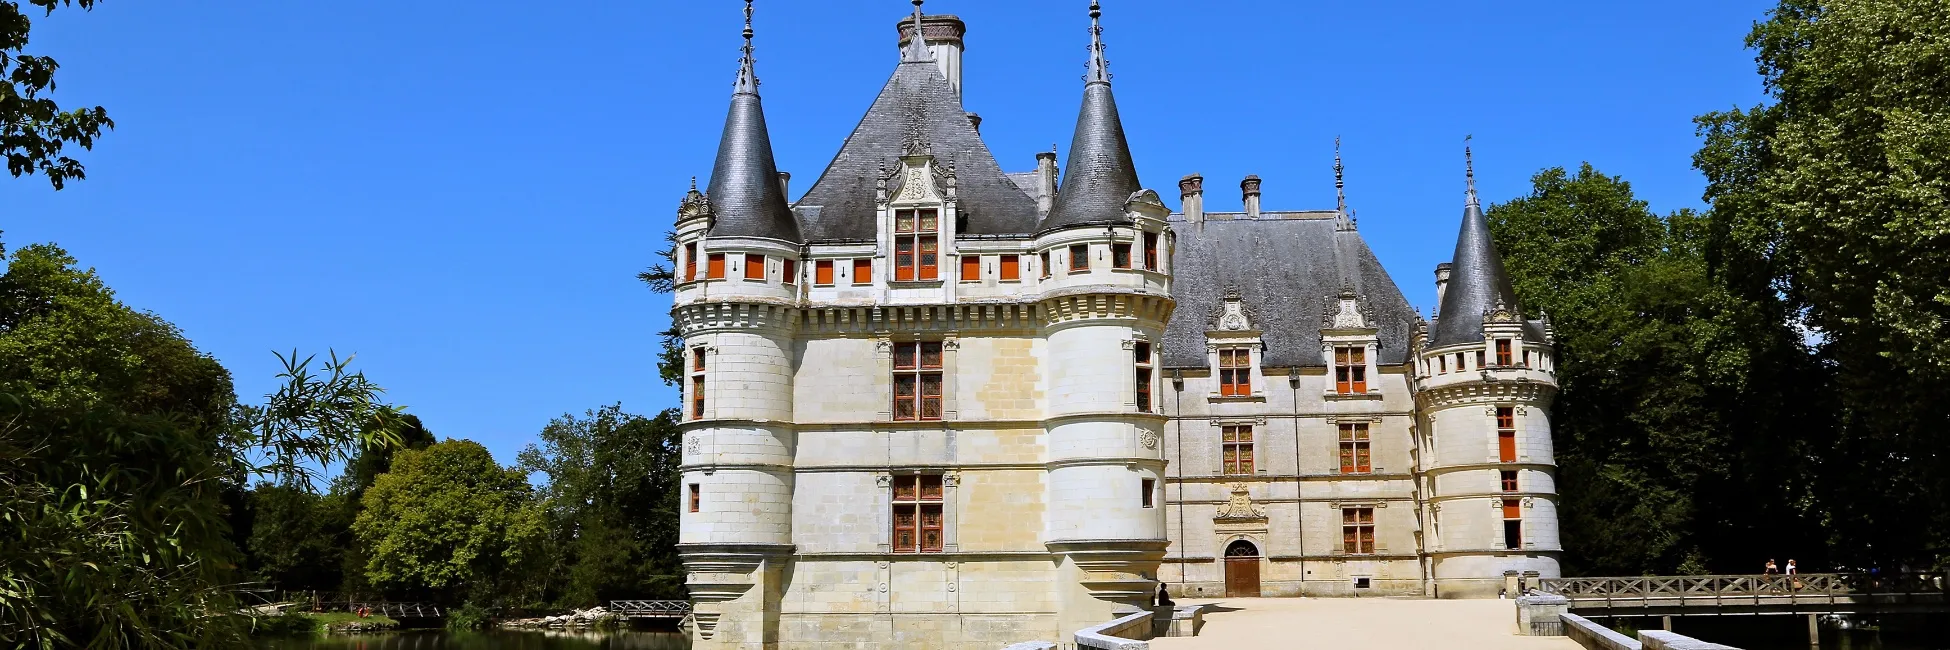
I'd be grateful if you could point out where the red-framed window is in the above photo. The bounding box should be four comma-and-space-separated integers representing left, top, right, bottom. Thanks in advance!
1143, 232, 1159, 270
1040, 251, 1052, 279
894, 209, 939, 281
999, 254, 1020, 282
1222, 425, 1254, 475
1503, 498, 1523, 549
1334, 346, 1367, 394
1068, 244, 1089, 274
853, 259, 873, 285
891, 474, 944, 553
1496, 339, 1513, 366
1342, 507, 1375, 554
688, 484, 700, 513
892, 341, 944, 421
783, 259, 797, 285
707, 254, 726, 279
684, 243, 698, 281
744, 254, 765, 281
1113, 242, 1132, 269
814, 260, 835, 285
960, 255, 980, 282
1338, 423, 1371, 473
1219, 348, 1251, 396
1497, 407, 1517, 462
1134, 341, 1154, 412
1500, 470, 1519, 492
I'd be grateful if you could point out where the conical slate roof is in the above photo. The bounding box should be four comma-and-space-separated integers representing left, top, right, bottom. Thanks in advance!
794, 47, 1038, 242
1042, 2, 1140, 233
704, 9, 801, 244
1430, 151, 1522, 347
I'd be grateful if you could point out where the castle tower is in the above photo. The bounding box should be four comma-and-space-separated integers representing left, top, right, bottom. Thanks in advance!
674, 3, 802, 644
1035, 1, 1175, 632
1413, 143, 1562, 597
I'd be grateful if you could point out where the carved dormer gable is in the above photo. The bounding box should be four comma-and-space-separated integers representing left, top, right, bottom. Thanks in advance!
1321, 287, 1376, 332
1213, 482, 1267, 522
1206, 287, 1260, 334
677, 177, 713, 226
1483, 297, 1523, 325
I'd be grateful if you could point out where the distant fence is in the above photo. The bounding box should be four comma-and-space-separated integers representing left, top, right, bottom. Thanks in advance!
1539, 573, 1948, 617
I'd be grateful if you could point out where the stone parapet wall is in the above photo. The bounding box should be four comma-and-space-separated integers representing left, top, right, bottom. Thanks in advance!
1562, 613, 1641, 650
1074, 609, 1154, 650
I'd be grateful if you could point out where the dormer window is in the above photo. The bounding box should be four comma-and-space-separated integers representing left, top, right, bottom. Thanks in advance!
894, 209, 939, 281
1218, 348, 1252, 396
1496, 339, 1513, 366
1333, 346, 1367, 394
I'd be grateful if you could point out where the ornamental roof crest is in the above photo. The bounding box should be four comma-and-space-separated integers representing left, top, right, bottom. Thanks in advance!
1321, 287, 1374, 330
1214, 482, 1266, 521
1484, 297, 1522, 324
1206, 287, 1259, 332
677, 176, 712, 222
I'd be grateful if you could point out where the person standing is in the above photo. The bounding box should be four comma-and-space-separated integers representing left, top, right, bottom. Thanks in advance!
1766, 559, 1779, 574
1786, 559, 1798, 576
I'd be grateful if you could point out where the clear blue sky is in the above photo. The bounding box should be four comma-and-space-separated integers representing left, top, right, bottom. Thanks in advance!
6, 0, 1773, 466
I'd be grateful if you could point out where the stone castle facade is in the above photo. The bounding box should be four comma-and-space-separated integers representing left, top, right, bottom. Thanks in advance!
671, 4, 1563, 648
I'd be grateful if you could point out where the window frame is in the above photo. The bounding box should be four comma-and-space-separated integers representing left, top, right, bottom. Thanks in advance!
1143, 232, 1159, 270
892, 341, 945, 422
1334, 345, 1368, 394
1497, 407, 1517, 462
684, 242, 698, 281
893, 208, 940, 282
999, 254, 1020, 282
1068, 244, 1089, 274
1113, 242, 1132, 269
1040, 251, 1052, 279
1218, 348, 1252, 396
1342, 507, 1376, 555
1221, 425, 1254, 475
744, 253, 765, 281
1134, 341, 1154, 412
890, 474, 945, 553
1338, 423, 1371, 474
853, 259, 873, 285
689, 348, 707, 420
1500, 469, 1519, 492
707, 253, 726, 280
814, 260, 835, 286
1141, 477, 1156, 509
960, 255, 981, 283
688, 483, 700, 513
1495, 339, 1513, 366
1502, 498, 1523, 550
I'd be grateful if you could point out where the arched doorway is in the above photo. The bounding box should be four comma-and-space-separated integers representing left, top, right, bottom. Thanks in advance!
1223, 539, 1261, 597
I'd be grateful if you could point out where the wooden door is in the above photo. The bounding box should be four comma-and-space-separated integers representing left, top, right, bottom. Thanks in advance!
1223, 540, 1261, 597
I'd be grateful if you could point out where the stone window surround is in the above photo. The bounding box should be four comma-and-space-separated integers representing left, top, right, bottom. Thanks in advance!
1486, 405, 1533, 463
1321, 336, 1382, 400
874, 470, 961, 554
1206, 341, 1266, 401
1123, 336, 1158, 412
1325, 415, 1386, 474
687, 344, 715, 421
875, 336, 961, 422
1494, 495, 1539, 550
1210, 416, 1268, 476
1329, 500, 1389, 555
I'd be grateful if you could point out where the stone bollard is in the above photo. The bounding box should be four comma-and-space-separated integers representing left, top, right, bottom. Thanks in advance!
1515, 592, 1569, 636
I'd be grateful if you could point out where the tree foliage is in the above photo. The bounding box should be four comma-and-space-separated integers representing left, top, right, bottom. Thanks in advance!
2, 0, 112, 189
518, 405, 685, 605
1695, 0, 1950, 569
351, 439, 545, 605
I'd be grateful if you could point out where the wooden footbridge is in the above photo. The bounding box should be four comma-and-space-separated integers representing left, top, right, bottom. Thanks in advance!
1538, 572, 1948, 618
607, 600, 692, 620
335, 601, 444, 618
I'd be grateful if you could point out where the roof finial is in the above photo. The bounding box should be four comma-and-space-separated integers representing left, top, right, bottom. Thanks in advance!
902, 0, 932, 62
733, 0, 758, 95
1085, 1, 1111, 84
690, 176, 698, 191
1464, 134, 1479, 208
1334, 136, 1346, 215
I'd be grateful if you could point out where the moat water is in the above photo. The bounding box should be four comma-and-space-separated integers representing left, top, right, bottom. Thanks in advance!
1619, 614, 1949, 650
252, 630, 690, 650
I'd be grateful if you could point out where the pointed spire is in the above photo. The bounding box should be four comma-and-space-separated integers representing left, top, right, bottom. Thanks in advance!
1464, 134, 1479, 209
1430, 137, 1521, 346
902, 0, 932, 63
1043, 0, 1141, 232
704, 0, 801, 243
1085, 1, 1110, 84
1334, 136, 1347, 214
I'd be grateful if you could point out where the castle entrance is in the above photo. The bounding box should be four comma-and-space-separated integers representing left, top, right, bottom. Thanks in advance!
1223, 540, 1261, 597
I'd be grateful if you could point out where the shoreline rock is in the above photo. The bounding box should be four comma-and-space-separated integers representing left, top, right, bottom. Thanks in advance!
496, 607, 620, 630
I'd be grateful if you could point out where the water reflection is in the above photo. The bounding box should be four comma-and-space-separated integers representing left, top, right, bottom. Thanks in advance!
253, 629, 690, 650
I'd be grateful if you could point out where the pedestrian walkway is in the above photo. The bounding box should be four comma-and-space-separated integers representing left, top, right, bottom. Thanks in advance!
1150, 597, 1582, 650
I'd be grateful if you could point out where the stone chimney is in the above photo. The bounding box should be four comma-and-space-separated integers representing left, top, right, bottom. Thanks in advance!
778, 171, 790, 198
1179, 173, 1204, 226
1241, 175, 1262, 219
1035, 151, 1059, 217
897, 14, 968, 95
1435, 262, 1453, 310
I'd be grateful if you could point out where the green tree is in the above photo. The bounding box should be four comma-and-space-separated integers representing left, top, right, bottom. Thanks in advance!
352, 439, 545, 606
0, 236, 407, 648
244, 483, 352, 593
519, 405, 685, 606
1487, 164, 1828, 575
1697, 0, 1950, 569
3, 0, 113, 189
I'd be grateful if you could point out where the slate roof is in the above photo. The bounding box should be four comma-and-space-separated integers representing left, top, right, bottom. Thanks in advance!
703, 31, 800, 243
1163, 214, 1421, 369
1429, 198, 1523, 347
793, 59, 1040, 243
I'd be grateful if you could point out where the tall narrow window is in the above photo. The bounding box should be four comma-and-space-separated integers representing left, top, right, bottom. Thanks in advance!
1476, 350, 1487, 369
707, 253, 726, 280
853, 259, 873, 285
1141, 478, 1156, 508
1040, 251, 1052, 279
891, 475, 945, 553
1134, 341, 1153, 411
999, 254, 1020, 281
688, 484, 700, 513
960, 255, 980, 282
1497, 406, 1517, 462
684, 243, 698, 281
1342, 507, 1376, 554
815, 260, 835, 286
1068, 244, 1089, 274
1500, 470, 1519, 492
1438, 355, 1446, 374
1143, 232, 1159, 270
1338, 423, 1371, 473
892, 342, 944, 421
1113, 242, 1132, 269
689, 349, 707, 419
894, 209, 939, 281
1334, 346, 1368, 394
1222, 425, 1254, 475
1495, 339, 1513, 366
744, 254, 765, 281
1219, 348, 1252, 396
1455, 352, 1466, 372
1503, 499, 1523, 549
783, 259, 797, 285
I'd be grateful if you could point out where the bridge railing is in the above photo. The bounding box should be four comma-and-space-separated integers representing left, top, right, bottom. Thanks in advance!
608, 600, 693, 618
1539, 572, 1947, 600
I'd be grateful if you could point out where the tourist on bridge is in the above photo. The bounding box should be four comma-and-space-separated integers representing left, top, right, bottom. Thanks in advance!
1765, 559, 1778, 574
1786, 559, 1798, 576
